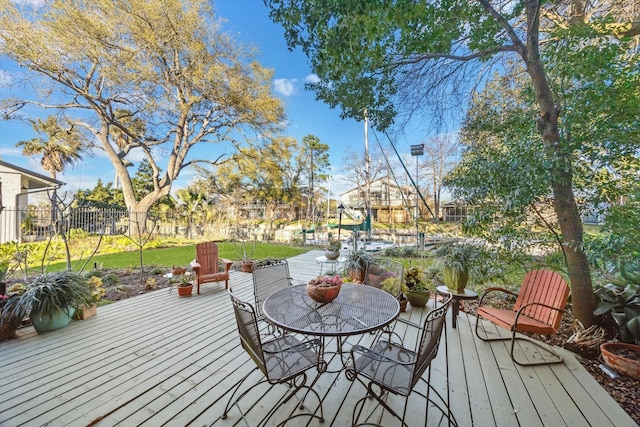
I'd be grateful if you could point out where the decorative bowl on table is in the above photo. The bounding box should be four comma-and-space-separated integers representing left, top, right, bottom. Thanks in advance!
306, 275, 343, 303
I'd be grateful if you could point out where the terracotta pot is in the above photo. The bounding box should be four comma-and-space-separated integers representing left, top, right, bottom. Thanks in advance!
349, 269, 366, 284
172, 266, 186, 275
241, 261, 254, 273
601, 342, 640, 379
0, 317, 20, 340
307, 283, 342, 304
366, 273, 387, 289
73, 303, 97, 320
177, 284, 193, 298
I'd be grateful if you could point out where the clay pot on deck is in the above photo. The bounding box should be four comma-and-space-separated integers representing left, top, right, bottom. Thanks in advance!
600, 342, 640, 380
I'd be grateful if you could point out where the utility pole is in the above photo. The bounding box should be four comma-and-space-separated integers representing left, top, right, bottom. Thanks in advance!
364, 109, 372, 239
410, 144, 424, 249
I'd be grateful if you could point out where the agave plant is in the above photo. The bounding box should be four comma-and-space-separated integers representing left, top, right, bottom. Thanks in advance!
5, 271, 94, 323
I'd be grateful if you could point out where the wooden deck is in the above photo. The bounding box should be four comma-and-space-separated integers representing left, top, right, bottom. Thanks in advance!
0, 250, 636, 427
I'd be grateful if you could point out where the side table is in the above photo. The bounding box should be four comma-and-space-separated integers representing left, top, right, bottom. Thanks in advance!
315, 256, 346, 274
436, 285, 478, 329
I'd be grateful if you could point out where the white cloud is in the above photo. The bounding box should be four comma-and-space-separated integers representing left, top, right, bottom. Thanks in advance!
305, 74, 320, 84
273, 78, 297, 96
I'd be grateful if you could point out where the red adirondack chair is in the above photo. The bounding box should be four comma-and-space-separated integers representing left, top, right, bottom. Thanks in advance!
475, 269, 570, 366
190, 242, 233, 294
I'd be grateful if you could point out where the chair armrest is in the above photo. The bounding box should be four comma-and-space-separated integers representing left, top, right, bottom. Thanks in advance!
394, 317, 422, 331
221, 258, 233, 272
263, 337, 321, 355
478, 286, 518, 307
190, 260, 201, 273
513, 301, 565, 328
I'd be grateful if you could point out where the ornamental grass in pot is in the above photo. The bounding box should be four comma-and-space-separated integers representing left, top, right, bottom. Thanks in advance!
434, 242, 480, 293
343, 250, 374, 283
5, 271, 94, 333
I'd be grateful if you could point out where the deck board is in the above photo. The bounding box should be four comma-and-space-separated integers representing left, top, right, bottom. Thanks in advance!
0, 250, 636, 427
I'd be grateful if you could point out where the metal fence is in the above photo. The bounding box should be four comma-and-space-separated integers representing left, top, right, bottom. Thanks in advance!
0, 207, 232, 244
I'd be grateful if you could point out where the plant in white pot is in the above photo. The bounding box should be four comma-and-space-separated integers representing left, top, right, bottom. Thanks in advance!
324, 238, 341, 260
6, 271, 94, 333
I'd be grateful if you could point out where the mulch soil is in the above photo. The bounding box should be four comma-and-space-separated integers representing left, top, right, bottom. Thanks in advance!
7, 269, 640, 425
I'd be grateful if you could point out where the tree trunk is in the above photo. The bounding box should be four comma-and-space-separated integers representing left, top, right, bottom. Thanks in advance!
523, 3, 595, 327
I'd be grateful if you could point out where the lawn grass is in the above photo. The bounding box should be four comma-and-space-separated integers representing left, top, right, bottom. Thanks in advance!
47, 242, 311, 271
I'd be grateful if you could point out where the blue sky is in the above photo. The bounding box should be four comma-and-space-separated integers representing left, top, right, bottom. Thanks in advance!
0, 0, 429, 197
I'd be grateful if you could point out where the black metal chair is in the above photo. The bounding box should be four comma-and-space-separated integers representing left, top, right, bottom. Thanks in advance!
223, 290, 324, 427
364, 257, 405, 294
252, 259, 297, 321
345, 294, 457, 427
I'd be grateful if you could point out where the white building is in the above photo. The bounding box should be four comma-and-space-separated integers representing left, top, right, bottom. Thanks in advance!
0, 160, 64, 243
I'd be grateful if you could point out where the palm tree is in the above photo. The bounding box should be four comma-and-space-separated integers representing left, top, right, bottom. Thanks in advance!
17, 115, 86, 236
17, 116, 85, 179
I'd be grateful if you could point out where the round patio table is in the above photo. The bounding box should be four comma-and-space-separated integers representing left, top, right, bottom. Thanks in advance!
263, 283, 400, 337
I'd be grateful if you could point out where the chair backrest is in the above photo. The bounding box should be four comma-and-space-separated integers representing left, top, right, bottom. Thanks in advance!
514, 269, 569, 332
364, 258, 404, 293
411, 294, 452, 390
229, 290, 267, 375
252, 259, 292, 319
195, 241, 221, 275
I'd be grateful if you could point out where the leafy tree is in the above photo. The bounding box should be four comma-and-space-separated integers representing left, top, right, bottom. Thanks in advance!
17, 115, 84, 179
212, 136, 306, 220
74, 179, 125, 210
422, 135, 459, 220
1, 0, 283, 232
301, 135, 330, 222
265, 0, 640, 326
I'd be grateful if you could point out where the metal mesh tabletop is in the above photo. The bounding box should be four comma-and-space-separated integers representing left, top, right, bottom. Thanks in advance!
263, 283, 400, 336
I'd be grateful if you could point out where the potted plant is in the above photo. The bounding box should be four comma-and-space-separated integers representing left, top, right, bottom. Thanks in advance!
594, 278, 640, 379
176, 273, 194, 298
0, 284, 26, 340
434, 242, 479, 293
324, 238, 341, 260
74, 275, 105, 320
5, 271, 94, 333
0, 259, 8, 295
343, 250, 374, 283
233, 236, 258, 273
306, 275, 343, 303
402, 266, 434, 308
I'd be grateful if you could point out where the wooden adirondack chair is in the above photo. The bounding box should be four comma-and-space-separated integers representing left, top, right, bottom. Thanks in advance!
475, 269, 570, 366
190, 242, 233, 294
